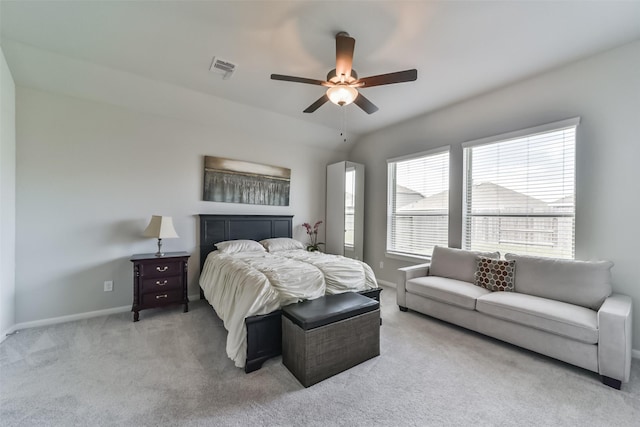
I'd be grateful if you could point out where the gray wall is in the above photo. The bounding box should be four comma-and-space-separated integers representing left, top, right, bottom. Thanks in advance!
0, 47, 16, 336
349, 40, 640, 350
15, 86, 344, 324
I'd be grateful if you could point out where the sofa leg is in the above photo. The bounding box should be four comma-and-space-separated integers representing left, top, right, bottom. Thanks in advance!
601, 376, 622, 390
399, 306, 408, 312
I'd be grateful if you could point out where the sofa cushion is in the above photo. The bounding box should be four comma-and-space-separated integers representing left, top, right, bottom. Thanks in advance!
474, 257, 515, 292
504, 253, 613, 310
430, 246, 500, 283
476, 292, 598, 344
406, 276, 491, 310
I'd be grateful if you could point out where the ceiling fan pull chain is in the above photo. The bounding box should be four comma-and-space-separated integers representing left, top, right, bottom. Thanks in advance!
341, 106, 348, 143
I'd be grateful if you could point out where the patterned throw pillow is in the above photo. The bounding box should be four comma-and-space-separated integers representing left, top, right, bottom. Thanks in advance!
474, 257, 515, 292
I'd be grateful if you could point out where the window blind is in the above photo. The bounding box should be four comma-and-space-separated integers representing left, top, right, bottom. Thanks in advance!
462, 119, 578, 259
387, 148, 449, 258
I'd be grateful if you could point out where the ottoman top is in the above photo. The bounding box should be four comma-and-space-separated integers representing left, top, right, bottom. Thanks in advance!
282, 292, 379, 330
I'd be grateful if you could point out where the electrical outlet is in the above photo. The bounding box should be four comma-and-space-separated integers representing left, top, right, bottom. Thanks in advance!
379, 261, 384, 269
104, 280, 113, 292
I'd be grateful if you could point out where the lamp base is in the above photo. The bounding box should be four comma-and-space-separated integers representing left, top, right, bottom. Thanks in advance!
155, 238, 164, 257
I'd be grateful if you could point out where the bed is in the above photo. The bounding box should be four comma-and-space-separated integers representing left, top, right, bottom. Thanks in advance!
198, 214, 380, 372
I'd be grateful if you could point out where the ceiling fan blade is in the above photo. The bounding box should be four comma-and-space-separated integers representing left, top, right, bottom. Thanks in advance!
335, 32, 355, 80
303, 94, 330, 113
357, 69, 418, 88
271, 74, 331, 87
353, 92, 379, 114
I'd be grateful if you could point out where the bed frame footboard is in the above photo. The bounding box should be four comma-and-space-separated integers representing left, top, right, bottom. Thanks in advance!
245, 311, 283, 373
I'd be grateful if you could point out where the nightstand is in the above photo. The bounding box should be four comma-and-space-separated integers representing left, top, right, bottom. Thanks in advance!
130, 252, 190, 322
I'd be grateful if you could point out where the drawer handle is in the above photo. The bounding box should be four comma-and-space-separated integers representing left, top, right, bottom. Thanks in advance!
156, 294, 168, 299
156, 266, 169, 272
156, 280, 168, 286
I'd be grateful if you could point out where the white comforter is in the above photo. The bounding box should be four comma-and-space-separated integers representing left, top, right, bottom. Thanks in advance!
199, 249, 378, 368
273, 250, 378, 294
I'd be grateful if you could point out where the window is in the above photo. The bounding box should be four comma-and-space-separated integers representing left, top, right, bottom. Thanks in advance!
462, 118, 578, 259
344, 167, 355, 247
387, 147, 449, 258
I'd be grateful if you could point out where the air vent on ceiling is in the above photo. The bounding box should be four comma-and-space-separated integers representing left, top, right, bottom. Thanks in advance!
209, 57, 237, 80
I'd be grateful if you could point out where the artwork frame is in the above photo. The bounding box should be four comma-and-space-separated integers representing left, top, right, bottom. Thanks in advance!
203, 156, 291, 206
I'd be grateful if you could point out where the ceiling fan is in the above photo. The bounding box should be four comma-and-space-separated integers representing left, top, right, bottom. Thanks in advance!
271, 32, 417, 114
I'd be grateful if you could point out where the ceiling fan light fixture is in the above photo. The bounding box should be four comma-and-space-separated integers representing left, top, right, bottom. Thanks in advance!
326, 85, 358, 106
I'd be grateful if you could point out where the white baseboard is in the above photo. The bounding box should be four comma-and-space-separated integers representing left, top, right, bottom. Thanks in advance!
4, 293, 202, 336
0, 325, 17, 344
377, 279, 396, 288
13, 304, 132, 331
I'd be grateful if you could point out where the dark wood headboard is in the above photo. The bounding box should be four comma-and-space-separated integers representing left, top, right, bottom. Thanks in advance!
198, 214, 293, 270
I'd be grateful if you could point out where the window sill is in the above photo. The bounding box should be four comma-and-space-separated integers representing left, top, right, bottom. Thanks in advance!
385, 251, 431, 264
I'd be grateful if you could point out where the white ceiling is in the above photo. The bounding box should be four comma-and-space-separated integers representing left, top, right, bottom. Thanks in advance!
2, 1, 640, 138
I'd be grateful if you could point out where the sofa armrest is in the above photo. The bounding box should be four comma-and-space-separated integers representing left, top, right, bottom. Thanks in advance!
397, 263, 430, 307
597, 293, 632, 382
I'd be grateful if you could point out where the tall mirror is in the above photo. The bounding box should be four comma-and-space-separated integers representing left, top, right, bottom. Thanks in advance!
326, 161, 364, 260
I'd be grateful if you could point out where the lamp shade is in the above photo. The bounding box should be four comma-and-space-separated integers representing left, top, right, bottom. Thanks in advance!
143, 216, 179, 239
326, 85, 358, 106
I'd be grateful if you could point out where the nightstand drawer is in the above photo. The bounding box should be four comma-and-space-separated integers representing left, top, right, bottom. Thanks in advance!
139, 260, 183, 278
141, 289, 183, 306
140, 275, 182, 293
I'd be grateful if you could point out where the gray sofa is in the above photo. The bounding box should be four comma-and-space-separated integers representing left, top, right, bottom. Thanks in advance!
397, 246, 633, 389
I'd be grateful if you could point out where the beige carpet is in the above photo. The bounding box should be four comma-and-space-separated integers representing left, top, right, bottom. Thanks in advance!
1, 285, 638, 426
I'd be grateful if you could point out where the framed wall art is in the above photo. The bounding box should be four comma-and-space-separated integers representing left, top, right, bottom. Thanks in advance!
203, 156, 291, 206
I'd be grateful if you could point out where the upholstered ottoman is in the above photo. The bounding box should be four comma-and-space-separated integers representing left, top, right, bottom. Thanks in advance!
281, 292, 380, 387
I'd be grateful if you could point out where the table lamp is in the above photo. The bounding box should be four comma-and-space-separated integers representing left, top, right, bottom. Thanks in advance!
143, 215, 179, 257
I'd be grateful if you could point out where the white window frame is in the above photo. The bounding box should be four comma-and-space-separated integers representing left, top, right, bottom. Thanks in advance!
386, 146, 450, 261
462, 117, 579, 259
344, 166, 356, 249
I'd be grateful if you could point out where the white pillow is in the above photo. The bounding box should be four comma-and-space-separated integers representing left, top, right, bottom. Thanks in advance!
216, 239, 266, 254
259, 237, 305, 252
